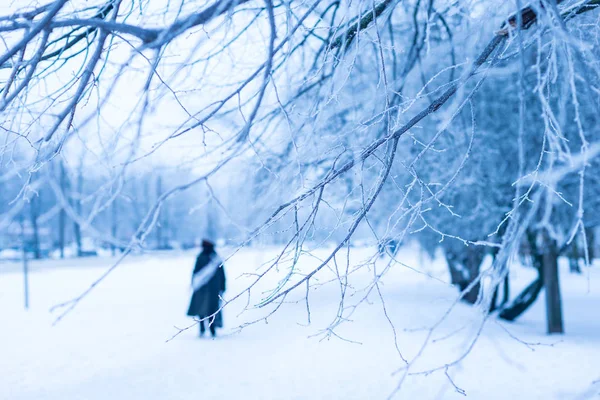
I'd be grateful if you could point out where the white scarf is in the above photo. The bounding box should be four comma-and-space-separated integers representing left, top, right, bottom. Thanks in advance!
191, 254, 222, 292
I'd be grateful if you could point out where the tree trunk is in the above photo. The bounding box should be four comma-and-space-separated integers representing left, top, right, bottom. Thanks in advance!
444, 245, 485, 304
29, 196, 41, 260
585, 226, 595, 263
445, 250, 466, 285
73, 170, 83, 257
568, 241, 581, 274
490, 286, 499, 312
500, 231, 565, 334
499, 232, 543, 321
142, 177, 151, 246
489, 273, 510, 312
111, 200, 118, 256
58, 161, 67, 259
568, 256, 581, 273
542, 233, 564, 334
501, 273, 510, 307
155, 175, 163, 249
20, 214, 30, 309
498, 271, 543, 321
489, 245, 510, 313
164, 205, 170, 249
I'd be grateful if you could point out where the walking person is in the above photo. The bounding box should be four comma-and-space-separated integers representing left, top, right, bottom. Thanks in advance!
187, 239, 226, 337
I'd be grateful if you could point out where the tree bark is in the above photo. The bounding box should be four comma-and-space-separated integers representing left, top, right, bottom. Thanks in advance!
542, 232, 564, 334
498, 272, 543, 321
58, 161, 67, 259
501, 273, 510, 307
499, 232, 543, 321
155, 175, 163, 249
29, 196, 41, 259
489, 273, 510, 312
20, 214, 30, 309
111, 200, 118, 256
585, 226, 595, 263
73, 168, 83, 257
444, 245, 485, 304
500, 231, 565, 334
568, 240, 581, 273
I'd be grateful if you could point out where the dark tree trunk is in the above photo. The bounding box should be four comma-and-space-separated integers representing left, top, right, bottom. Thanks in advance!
499, 232, 544, 321
490, 286, 499, 312
499, 231, 564, 334
111, 200, 118, 256
58, 161, 67, 259
29, 196, 41, 260
568, 241, 581, 274
489, 244, 510, 313
163, 206, 170, 249
58, 208, 66, 258
73, 169, 83, 257
585, 226, 595, 263
498, 271, 543, 321
542, 233, 564, 334
155, 175, 163, 249
444, 245, 485, 304
446, 250, 465, 286
142, 177, 151, 246
489, 273, 510, 313
20, 214, 30, 309
501, 273, 510, 307
568, 256, 581, 273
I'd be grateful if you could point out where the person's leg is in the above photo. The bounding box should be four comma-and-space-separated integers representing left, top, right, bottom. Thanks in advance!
199, 320, 205, 336
209, 323, 216, 337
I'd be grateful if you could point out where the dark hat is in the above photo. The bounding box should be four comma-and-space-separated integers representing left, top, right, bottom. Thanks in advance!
201, 239, 215, 248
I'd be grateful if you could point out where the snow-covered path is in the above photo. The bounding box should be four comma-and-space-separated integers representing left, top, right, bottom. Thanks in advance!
1, 247, 599, 399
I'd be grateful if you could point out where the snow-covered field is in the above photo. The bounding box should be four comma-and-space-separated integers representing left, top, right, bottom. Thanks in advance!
1, 246, 599, 399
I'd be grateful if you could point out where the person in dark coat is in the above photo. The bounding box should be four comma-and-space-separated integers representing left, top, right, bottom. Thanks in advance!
187, 239, 226, 337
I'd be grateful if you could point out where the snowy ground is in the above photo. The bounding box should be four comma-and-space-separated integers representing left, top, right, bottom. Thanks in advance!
0, 246, 599, 399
